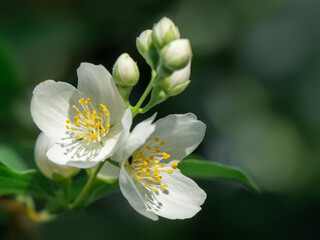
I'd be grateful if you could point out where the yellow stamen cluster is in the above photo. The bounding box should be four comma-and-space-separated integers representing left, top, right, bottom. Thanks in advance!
65, 98, 111, 144
128, 137, 178, 193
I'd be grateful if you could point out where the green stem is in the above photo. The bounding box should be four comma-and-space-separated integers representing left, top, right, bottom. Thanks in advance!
131, 71, 157, 117
71, 161, 105, 209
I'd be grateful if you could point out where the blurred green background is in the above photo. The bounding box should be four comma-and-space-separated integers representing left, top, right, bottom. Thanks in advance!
1, 0, 320, 239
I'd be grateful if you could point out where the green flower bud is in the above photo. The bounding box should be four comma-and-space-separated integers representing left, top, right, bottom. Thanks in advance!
159, 61, 191, 96
152, 17, 180, 49
136, 29, 153, 56
35, 133, 78, 179
160, 39, 192, 71
113, 53, 139, 86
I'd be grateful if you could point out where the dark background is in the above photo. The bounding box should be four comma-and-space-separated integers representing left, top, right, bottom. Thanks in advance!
1, 0, 320, 239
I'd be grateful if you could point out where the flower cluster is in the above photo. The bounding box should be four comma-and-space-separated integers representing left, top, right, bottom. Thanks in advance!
31, 17, 206, 220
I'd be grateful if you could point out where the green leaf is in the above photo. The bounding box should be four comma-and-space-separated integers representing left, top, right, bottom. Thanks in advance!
0, 145, 27, 172
0, 162, 55, 199
178, 159, 259, 192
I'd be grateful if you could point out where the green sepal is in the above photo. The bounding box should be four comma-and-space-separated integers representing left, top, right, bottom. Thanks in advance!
163, 56, 187, 71
144, 49, 159, 70
166, 80, 190, 96
117, 85, 133, 106
152, 24, 179, 49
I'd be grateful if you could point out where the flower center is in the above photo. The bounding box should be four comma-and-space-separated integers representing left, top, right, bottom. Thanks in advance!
127, 137, 178, 193
65, 98, 111, 144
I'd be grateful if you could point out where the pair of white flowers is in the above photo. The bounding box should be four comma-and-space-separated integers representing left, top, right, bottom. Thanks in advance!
32, 63, 206, 220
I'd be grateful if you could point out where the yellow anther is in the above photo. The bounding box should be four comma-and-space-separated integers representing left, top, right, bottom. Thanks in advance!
77, 122, 81, 127
71, 127, 75, 131
167, 170, 173, 174
152, 189, 157, 192
163, 184, 168, 187
146, 172, 150, 176
86, 140, 90, 144
160, 187, 166, 190
66, 120, 71, 123
145, 183, 149, 187
83, 110, 87, 115
154, 172, 159, 176
136, 174, 141, 180
143, 161, 148, 166
149, 156, 154, 160
155, 147, 160, 151
72, 105, 77, 109
147, 177, 153, 180
66, 125, 70, 129
106, 124, 110, 129
81, 135, 85, 139
154, 160, 160, 164
85, 101, 88, 105
86, 98, 91, 102
150, 180, 154, 183
76, 111, 81, 115
172, 162, 178, 169
74, 116, 80, 120
141, 167, 147, 173
154, 138, 159, 142
78, 100, 82, 104
77, 133, 80, 138
163, 152, 171, 159
95, 105, 99, 109
105, 113, 110, 117
101, 129, 106, 133
160, 141, 166, 146
146, 146, 151, 150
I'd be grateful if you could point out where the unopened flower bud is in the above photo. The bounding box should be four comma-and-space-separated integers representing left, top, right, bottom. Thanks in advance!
160, 39, 192, 71
136, 29, 153, 56
35, 133, 78, 179
152, 17, 180, 49
159, 61, 191, 96
113, 53, 140, 86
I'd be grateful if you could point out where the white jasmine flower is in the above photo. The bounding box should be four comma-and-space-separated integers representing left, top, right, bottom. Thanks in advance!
159, 61, 191, 96
99, 113, 206, 220
113, 53, 139, 86
160, 39, 192, 71
136, 29, 153, 56
152, 17, 180, 49
31, 63, 132, 168
35, 132, 78, 179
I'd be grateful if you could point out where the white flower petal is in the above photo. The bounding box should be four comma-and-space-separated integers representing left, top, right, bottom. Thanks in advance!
144, 169, 206, 220
150, 113, 206, 161
77, 63, 127, 124
97, 161, 120, 180
46, 140, 109, 168
109, 108, 132, 162
122, 113, 157, 161
46, 108, 132, 168
31, 80, 79, 141
35, 132, 77, 179
119, 165, 158, 221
